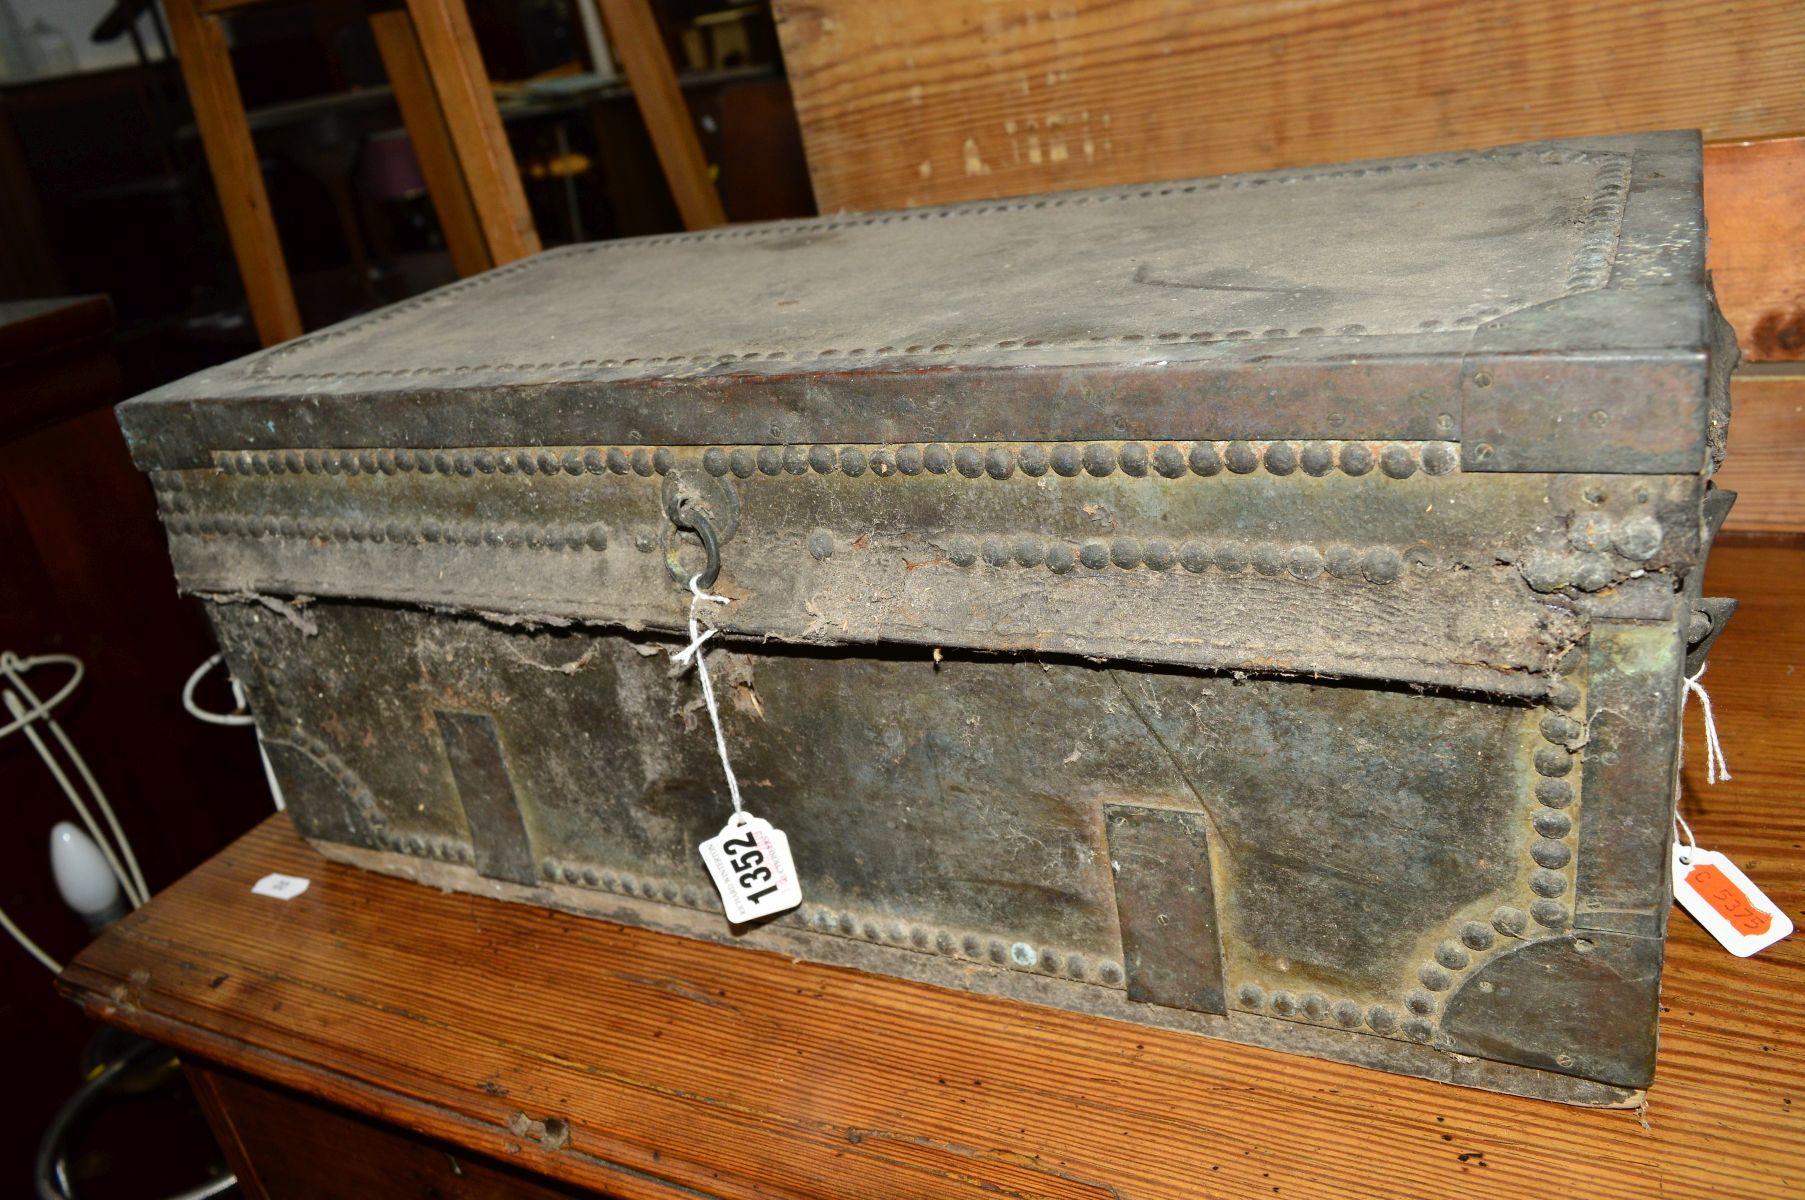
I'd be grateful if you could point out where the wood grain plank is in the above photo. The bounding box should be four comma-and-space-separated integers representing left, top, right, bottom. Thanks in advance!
596, 0, 726, 230
57, 546, 1805, 1200
1720, 373, 1805, 534
1706, 137, 1805, 363
370, 9, 494, 278
404, 0, 542, 264
773, 1, 1805, 214
164, 0, 302, 346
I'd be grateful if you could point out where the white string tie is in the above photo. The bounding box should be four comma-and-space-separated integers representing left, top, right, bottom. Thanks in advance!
669, 575, 741, 814
1684, 664, 1731, 785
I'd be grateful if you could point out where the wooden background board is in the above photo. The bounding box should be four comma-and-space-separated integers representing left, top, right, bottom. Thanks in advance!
1719, 374, 1805, 534
772, 2, 1805, 363
1704, 137, 1805, 363
58, 545, 1805, 1200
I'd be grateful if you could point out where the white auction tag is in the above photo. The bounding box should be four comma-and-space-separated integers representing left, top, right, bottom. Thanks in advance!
251, 872, 311, 900
1673, 845, 1792, 957
699, 812, 801, 923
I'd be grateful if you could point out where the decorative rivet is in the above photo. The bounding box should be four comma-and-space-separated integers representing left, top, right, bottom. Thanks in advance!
989, 940, 1008, 965
1300, 992, 1329, 1020
924, 444, 952, 474
1110, 538, 1142, 569
1332, 999, 1362, 1027
1534, 746, 1573, 778
985, 447, 1015, 479
935, 930, 954, 954
1216, 542, 1248, 573
1530, 868, 1569, 898
1533, 809, 1573, 838
599, 447, 624, 475
1050, 444, 1081, 477
1045, 542, 1076, 573
1540, 714, 1581, 744
1141, 541, 1175, 571
1531, 839, 1572, 870
1402, 1019, 1433, 1043
783, 445, 809, 475
1013, 537, 1045, 567
869, 448, 896, 476
947, 445, 981, 478
1362, 548, 1403, 585
961, 933, 979, 956
1018, 444, 1048, 477
1251, 542, 1285, 575
1118, 442, 1149, 477
581, 867, 598, 886
1422, 443, 1458, 476
513, 451, 533, 476
1179, 542, 1209, 573
1546, 680, 1581, 711
809, 445, 837, 473
1287, 546, 1324, 580
1188, 443, 1222, 477
1379, 444, 1417, 479
1323, 545, 1359, 578
1492, 906, 1528, 937
1418, 963, 1452, 991
1153, 444, 1186, 478
840, 447, 868, 477
1079, 541, 1109, 570
538, 450, 560, 475
1039, 947, 1060, 972
1406, 989, 1437, 1015
895, 445, 923, 475
1459, 921, 1495, 951
1236, 982, 1265, 1009
1098, 962, 1123, 985
1571, 552, 1613, 592
1530, 899, 1569, 929
757, 446, 784, 476
542, 860, 558, 880
586, 526, 608, 551
1263, 442, 1298, 475
947, 536, 978, 567
557, 450, 579, 476
1082, 443, 1116, 477
1225, 441, 1259, 474
560, 864, 578, 883
1270, 990, 1298, 1016
981, 536, 1011, 567
1613, 515, 1664, 561
303, 449, 323, 474
1435, 941, 1471, 970
1300, 442, 1335, 476
910, 927, 929, 948
1569, 512, 1612, 553
731, 449, 757, 478
1339, 443, 1374, 476
1366, 1006, 1398, 1033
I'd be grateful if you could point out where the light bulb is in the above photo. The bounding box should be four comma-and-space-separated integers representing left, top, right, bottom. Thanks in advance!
50, 822, 124, 928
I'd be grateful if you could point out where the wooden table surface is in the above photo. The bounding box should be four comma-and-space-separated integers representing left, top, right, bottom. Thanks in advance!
59, 543, 1805, 1200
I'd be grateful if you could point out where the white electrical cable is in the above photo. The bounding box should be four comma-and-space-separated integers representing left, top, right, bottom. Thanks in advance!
0, 905, 62, 974
181, 653, 256, 726
3, 691, 144, 909
2, 654, 148, 902
0, 652, 83, 740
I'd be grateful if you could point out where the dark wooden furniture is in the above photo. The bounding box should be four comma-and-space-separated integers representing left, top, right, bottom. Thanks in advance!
54, 542, 1805, 1198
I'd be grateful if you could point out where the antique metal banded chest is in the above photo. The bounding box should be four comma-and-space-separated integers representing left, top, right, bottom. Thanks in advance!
122, 131, 1737, 1105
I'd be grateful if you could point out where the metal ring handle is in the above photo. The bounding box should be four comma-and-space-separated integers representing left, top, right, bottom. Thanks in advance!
671, 500, 721, 591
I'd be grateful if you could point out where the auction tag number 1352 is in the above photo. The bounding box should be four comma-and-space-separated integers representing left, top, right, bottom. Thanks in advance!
699, 811, 801, 924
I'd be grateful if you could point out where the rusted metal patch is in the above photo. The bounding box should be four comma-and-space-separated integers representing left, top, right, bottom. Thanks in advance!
1103, 805, 1225, 1015
435, 711, 537, 886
